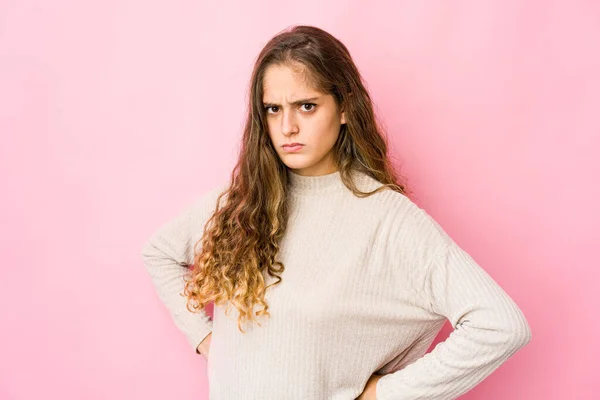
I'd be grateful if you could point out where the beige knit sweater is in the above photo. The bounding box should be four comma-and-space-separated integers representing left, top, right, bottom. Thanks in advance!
141, 168, 531, 399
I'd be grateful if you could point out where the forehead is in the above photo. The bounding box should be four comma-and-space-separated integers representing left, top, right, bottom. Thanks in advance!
262, 63, 321, 100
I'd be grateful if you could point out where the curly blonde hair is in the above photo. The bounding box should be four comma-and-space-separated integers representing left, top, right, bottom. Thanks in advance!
183, 25, 410, 333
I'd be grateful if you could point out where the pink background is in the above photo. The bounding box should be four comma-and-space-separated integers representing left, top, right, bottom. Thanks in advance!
1, 1, 598, 399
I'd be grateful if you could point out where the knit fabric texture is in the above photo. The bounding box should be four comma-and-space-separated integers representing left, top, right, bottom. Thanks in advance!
141, 168, 531, 399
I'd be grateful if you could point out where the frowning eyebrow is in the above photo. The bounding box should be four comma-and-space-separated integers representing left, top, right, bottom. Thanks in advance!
262, 96, 321, 107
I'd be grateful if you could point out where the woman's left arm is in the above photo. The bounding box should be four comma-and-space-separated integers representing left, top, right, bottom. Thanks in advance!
375, 216, 532, 400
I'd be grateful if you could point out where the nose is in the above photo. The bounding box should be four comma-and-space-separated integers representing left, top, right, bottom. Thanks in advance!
281, 109, 299, 136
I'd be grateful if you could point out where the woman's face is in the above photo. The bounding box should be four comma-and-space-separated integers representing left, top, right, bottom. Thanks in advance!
262, 63, 346, 176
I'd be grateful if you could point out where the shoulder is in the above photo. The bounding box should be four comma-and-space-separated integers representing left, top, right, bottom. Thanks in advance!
353, 172, 431, 227
159, 180, 230, 236
193, 180, 230, 211
355, 176, 452, 262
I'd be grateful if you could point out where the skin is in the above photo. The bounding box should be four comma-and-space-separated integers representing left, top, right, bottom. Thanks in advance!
262, 62, 346, 176
196, 63, 381, 398
356, 373, 383, 400
197, 335, 211, 358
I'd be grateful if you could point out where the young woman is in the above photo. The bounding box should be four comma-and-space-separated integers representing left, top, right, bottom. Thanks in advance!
141, 25, 531, 400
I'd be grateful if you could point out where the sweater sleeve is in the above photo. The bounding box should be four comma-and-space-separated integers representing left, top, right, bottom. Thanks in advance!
140, 183, 228, 354
376, 210, 532, 400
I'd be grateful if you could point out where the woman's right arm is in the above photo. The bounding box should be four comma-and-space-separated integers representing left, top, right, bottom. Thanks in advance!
140, 183, 227, 355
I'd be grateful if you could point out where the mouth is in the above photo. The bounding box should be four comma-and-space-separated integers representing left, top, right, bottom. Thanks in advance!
282, 143, 304, 153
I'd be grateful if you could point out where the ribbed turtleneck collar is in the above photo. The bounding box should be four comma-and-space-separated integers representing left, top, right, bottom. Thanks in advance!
287, 169, 343, 194
287, 168, 371, 194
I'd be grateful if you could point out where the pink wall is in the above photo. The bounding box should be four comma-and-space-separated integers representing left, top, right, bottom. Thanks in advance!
1, 1, 598, 399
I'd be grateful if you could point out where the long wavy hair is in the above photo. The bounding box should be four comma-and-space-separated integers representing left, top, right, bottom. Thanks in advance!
183, 25, 410, 333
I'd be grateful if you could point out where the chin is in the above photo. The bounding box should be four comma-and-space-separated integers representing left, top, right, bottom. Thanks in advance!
280, 157, 313, 170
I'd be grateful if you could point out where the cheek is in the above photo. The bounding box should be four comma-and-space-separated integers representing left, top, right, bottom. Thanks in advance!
266, 120, 277, 139
313, 113, 341, 139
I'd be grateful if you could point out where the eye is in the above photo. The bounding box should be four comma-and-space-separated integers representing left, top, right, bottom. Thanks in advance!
265, 106, 279, 114
301, 103, 317, 112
